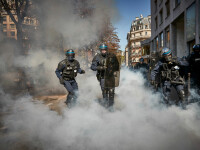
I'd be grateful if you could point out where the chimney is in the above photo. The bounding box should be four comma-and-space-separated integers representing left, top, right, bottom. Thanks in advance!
140, 14, 143, 18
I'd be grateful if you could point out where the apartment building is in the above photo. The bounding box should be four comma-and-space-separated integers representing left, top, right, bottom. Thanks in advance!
151, 0, 200, 57
127, 15, 151, 66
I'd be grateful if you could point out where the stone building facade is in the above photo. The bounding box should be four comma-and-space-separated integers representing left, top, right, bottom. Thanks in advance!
150, 0, 200, 57
127, 15, 151, 66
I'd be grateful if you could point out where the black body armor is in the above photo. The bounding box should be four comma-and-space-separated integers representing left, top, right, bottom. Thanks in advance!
161, 59, 185, 85
58, 59, 80, 80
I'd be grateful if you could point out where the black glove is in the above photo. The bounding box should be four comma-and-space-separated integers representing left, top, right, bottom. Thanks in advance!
59, 77, 64, 85
97, 66, 107, 71
80, 70, 85, 74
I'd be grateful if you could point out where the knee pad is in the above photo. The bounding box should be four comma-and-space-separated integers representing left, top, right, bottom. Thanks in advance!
178, 90, 185, 100
109, 88, 115, 94
108, 88, 115, 99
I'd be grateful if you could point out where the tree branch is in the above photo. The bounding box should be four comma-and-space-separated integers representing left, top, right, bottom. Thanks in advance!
1, 0, 18, 25
21, 0, 29, 19
15, 0, 22, 24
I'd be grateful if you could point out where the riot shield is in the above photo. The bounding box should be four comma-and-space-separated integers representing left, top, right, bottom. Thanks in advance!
115, 56, 121, 87
104, 54, 120, 88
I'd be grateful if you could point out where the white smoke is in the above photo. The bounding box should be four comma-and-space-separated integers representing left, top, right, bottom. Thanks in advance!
1, 1, 200, 150
0, 0, 119, 94
34, 0, 119, 48
1, 68, 200, 150
13, 49, 65, 93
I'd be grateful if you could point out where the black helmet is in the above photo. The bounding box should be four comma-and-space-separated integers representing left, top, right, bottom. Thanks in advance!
99, 43, 108, 50
161, 47, 172, 56
139, 57, 144, 63
65, 49, 75, 61
193, 44, 200, 52
65, 49, 75, 56
99, 43, 108, 57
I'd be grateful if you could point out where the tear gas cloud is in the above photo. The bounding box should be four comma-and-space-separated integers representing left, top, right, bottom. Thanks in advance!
34, 0, 119, 48
1, 0, 200, 149
1, 69, 200, 150
0, 0, 119, 93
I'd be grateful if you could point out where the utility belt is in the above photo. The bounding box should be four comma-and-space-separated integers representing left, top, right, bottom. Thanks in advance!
62, 77, 75, 81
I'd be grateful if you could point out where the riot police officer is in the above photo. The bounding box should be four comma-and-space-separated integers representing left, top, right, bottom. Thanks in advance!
55, 49, 85, 108
134, 57, 149, 70
187, 44, 200, 93
151, 47, 188, 105
134, 57, 149, 79
91, 44, 119, 109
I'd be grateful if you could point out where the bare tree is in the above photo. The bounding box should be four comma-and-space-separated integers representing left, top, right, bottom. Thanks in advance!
0, 0, 30, 53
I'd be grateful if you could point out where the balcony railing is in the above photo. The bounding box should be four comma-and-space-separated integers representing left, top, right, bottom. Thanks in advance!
130, 35, 151, 41
132, 44, 141, 48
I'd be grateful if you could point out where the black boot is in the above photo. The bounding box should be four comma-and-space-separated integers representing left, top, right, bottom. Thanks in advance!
65, 92, 76, 108
101, 90, 108, 107
107, 88, 115, 111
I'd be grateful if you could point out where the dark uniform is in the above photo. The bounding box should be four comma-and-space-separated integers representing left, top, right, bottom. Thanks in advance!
134, 62, 149, 70
187, 44, 200, 93
55, 49, 85, 108
91, 44, 119, 109
134, 58, 149, 79
151, 47, 188, 104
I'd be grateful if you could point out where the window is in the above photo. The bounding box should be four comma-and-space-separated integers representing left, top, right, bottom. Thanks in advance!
155, 16, 158, 30
166, 29, 170, 48
156, 37, 159, 50
3, 16, 6, 22
159, 0, 163, 5
10, 24, 15, 29
145, 32, 148, 35
134, 34, 135, 37
154, 0, 157, 13
186, 2, 195, 42
145, 25, 148, 29
159, 9, 163, 24
160, 32, 163, 48
3, 24, 7, 30
140, 32, 142, 36
10, 32, 15, 36
175, 0, 181, 7
165, 0, 170, 17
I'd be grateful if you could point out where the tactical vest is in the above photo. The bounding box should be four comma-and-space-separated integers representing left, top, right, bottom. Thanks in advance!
96, 54, 106, 80
62, 60, 78, 80
161, 62, 184, 85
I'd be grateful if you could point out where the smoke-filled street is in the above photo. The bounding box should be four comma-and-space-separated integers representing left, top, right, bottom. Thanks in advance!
1, 0, 200, 150
1, 69, 200, 150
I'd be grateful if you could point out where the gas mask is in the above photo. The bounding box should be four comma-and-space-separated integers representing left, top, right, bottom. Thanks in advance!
164, 55, 172, 62
101, 49, 107, 57
67, 55, 74, 62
